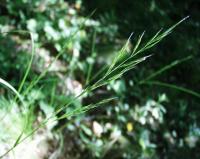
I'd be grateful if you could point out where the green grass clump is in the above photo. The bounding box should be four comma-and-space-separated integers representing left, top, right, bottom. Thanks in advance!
2, 16, 199, 158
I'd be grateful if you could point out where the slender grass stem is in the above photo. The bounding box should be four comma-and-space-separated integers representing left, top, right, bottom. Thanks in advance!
86, 29, 97, 85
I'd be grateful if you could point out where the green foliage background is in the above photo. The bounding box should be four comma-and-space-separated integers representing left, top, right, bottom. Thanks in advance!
0, 0, 199, 159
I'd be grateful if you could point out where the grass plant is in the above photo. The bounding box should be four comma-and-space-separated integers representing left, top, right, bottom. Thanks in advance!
1, 16, 198, 158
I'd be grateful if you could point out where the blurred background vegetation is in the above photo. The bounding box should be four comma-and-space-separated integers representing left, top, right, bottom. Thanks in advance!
0, 0, 200, 159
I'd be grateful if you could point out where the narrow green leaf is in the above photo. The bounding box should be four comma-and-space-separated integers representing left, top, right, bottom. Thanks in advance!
142, 80, 200, 99
140, 55, 193, 83
58, 97, 117, 120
